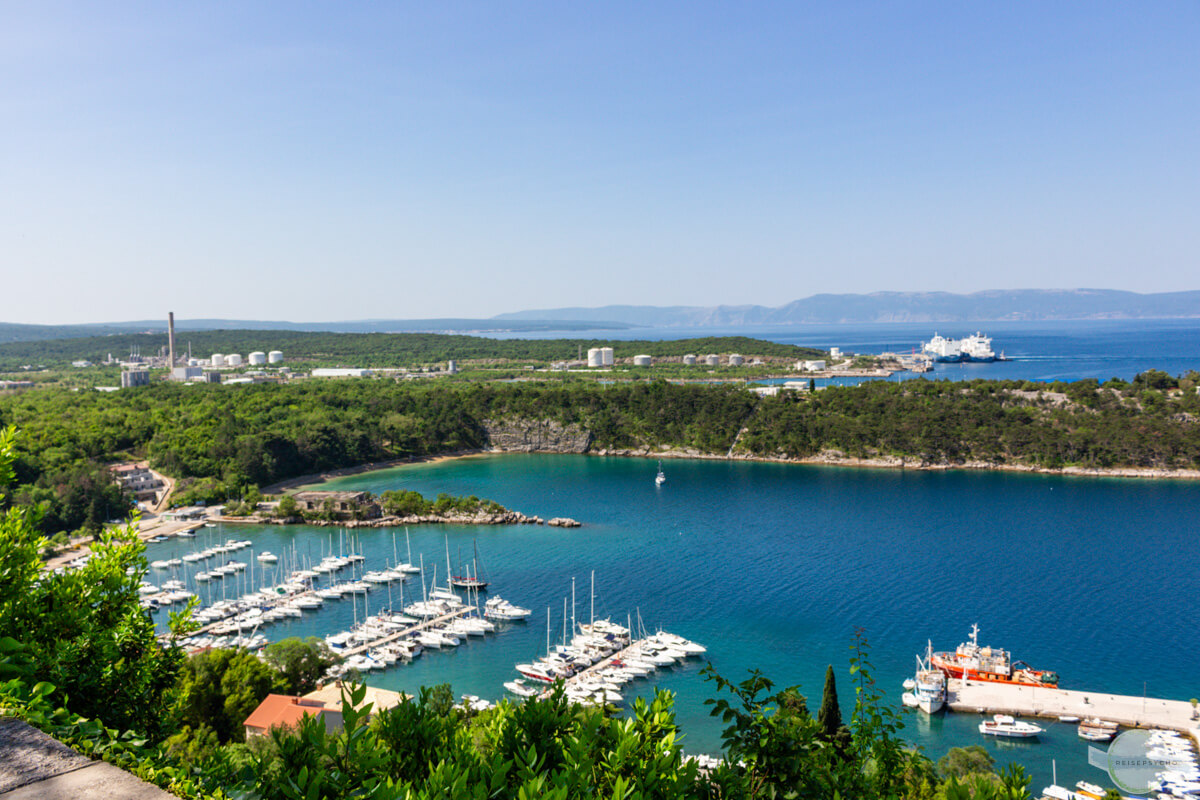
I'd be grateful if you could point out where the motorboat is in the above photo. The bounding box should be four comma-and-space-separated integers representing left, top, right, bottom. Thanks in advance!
1077, 718, 1119, 742
979, 714, 1042, 738
504, 679, 539, 698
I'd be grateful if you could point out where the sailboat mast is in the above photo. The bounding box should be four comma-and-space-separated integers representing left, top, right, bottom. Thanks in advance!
571, 577, 576, 638
590, 570, 594, 627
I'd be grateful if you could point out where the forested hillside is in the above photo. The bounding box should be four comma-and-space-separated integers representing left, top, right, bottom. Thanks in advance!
2, 373, 1197, 537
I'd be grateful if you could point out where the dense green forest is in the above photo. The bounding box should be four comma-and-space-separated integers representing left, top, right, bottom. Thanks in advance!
1, 372, 1198, 537
0, 330, 822, 370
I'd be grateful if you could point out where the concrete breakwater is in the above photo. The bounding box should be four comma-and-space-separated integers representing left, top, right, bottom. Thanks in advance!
947, 679, 1200, 744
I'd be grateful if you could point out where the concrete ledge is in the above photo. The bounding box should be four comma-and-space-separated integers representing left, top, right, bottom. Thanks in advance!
0, 718, 175, 800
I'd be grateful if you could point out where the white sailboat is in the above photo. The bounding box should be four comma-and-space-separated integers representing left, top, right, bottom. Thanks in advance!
655, 460, 666, 486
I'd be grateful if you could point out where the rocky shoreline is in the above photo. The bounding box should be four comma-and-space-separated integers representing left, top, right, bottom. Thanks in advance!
220, 510, 582, 528
591, 446, 1200, 480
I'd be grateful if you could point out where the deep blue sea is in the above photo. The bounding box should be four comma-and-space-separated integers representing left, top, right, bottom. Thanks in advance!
488, 318, 1200, 383
145, 453, 1200, 792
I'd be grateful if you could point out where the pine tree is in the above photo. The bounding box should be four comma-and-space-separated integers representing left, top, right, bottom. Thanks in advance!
818, 664, 841, 740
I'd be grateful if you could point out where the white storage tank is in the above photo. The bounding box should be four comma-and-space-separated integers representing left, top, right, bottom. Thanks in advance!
705, 354, 720, 366
728, 354, 744, 366
225, 353, 244, 367
601, 347, 614, 366
211, 354, 225, 367
248, 351, 267, 366
632, 354, 652, 367
682, 354, 697, 365
587, 348, 603, 367
268, 350, 284, 364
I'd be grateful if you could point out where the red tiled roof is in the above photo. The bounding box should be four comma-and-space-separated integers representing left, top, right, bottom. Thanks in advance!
243, 694, 332, 733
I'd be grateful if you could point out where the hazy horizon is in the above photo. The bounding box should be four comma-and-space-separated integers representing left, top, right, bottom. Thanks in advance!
4, 3, 1197, 325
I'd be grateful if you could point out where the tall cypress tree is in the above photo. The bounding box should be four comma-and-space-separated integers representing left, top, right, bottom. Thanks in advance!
818, 664, 841, 740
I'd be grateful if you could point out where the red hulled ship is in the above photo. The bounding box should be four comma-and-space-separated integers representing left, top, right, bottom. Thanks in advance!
931, 624, 1059, 687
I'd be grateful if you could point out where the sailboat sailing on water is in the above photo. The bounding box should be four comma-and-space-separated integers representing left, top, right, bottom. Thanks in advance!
655, 460, 666, 486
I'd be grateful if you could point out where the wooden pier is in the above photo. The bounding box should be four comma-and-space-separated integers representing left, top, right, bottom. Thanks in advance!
948, 678, 1200, 745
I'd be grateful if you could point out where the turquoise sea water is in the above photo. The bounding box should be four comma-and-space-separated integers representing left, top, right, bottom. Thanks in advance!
146, 454, 1200, 790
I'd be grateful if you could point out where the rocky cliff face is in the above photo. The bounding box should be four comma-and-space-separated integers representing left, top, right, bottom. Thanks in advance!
482, 418, 592, 453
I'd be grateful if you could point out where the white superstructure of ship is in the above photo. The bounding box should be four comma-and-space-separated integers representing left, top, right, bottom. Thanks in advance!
921, 332, 999, 363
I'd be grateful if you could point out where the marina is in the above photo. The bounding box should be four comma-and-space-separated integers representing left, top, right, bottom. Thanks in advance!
136, 451, 1200, 792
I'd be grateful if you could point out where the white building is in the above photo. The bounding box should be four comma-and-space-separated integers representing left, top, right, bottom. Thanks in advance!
800, 360, 827, 372
829, 347, 842, 359
225, 353, 244, 367
211, 354, 225, 367
705, 354, 720, 366
587, 348, 604, 367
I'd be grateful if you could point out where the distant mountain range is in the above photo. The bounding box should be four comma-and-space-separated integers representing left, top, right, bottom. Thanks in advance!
0, 318, 632, 345
493, 289, 1200, 327
3, 290, 1198, 345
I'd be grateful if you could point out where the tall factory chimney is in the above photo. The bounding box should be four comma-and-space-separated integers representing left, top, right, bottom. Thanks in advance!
168, 312, 177, 369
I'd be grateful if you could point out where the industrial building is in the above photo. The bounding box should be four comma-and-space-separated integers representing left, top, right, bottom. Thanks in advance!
120, 369, 150, 388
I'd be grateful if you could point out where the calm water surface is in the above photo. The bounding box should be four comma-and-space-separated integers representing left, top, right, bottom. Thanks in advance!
147, 454, 1200, 790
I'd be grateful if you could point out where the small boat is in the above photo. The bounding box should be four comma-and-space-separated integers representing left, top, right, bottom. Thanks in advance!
504, 679, 539, 698
1073, 781, 1107, 800
1077, 718, 1119, 742
1057, 715, 1080, 723
257, 551, 278, 563
655, 460, 666, 486
979, 714, 1042, 738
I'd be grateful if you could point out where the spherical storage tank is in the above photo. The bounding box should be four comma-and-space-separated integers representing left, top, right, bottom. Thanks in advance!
632, 354, 653, 366
682, 354, 697, 365
587, 348, 603, 367
211, 354, 225, 367
268, 350, 284, 364
225, 353, 244, 367
248, 351, 267, 366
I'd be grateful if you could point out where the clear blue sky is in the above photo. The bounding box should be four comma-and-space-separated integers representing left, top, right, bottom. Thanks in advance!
2, 2, 1197, 324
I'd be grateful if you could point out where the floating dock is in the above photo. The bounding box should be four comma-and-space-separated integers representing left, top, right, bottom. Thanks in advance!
339, 606, 475, 658
948, 678, 1200, 745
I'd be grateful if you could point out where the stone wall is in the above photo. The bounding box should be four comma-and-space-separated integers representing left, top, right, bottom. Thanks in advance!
482, 418, 592, 453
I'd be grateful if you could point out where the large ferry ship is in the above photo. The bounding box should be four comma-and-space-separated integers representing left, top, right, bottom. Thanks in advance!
921, 332, 999, 363
931, 624, 1059, 687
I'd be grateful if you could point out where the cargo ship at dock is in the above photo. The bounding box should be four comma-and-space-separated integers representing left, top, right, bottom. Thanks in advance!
931, 624, 1059, 687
